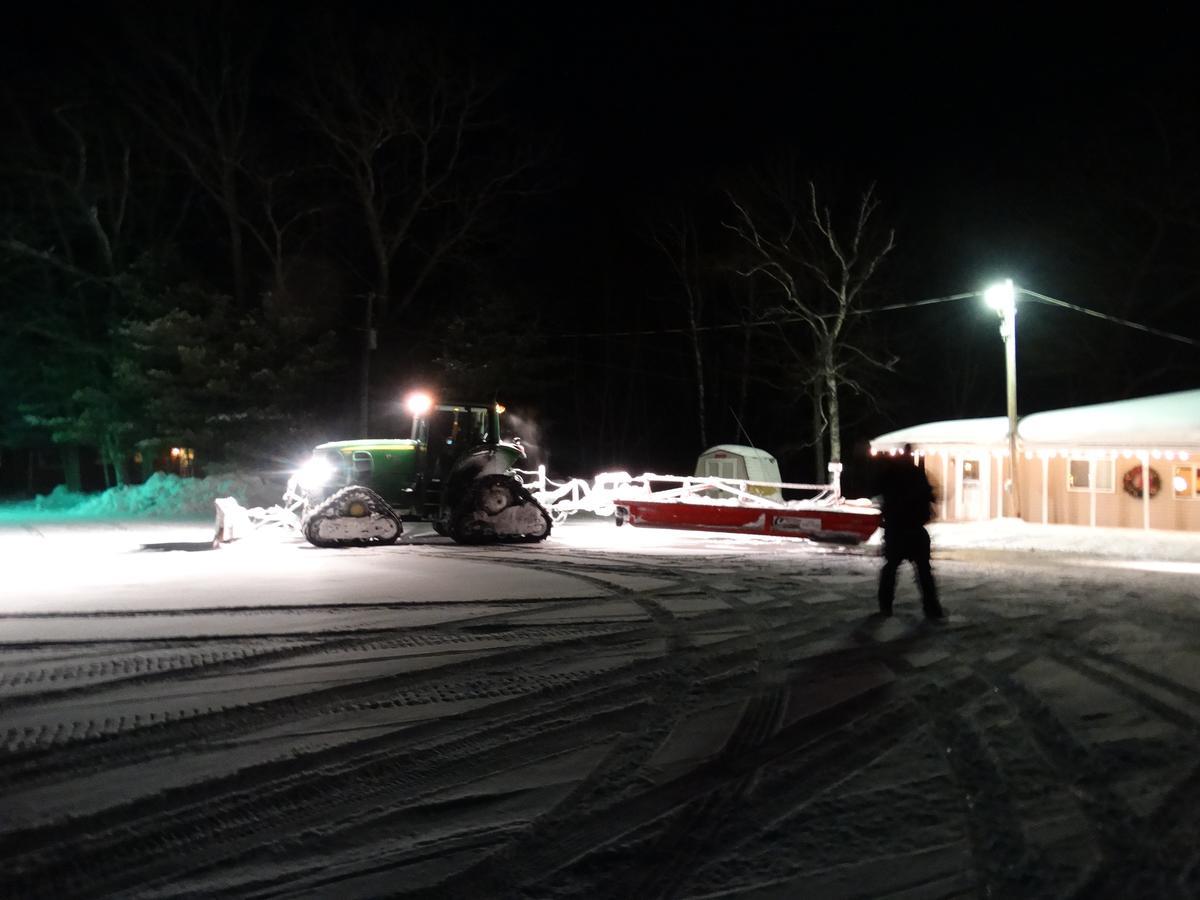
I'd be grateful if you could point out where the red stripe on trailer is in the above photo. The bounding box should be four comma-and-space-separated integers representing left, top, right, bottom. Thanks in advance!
615, 499, 879, 544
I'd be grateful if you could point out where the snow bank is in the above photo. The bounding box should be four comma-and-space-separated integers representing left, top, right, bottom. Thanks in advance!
929, 517, 1200, 562
0, 472, 284, 522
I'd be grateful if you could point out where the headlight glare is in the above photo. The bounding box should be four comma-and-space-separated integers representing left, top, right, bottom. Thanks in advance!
296, 457, 336, 492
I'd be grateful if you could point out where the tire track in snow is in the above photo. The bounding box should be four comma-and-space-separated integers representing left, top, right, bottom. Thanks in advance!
432, 590, 921, 897
0, 639, 320, 713
234, 592, 706, 900
0, 573, 772, 897
5, 542, 1195, 897
967, 653, 1167, 896
0, 675, 660, 898
619, 589, 791, 899
507, 675, 913, 900
207, 582, 790, 899
0, 622, 631, 738
53, 578, 756, 898
886, 588, 1200, 898
0, 619, 657, 790
601, 605, 1132, 898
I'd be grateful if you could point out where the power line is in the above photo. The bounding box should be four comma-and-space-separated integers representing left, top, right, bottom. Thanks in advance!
855, 291, 981, 313
553, 291, 981, 338
1021, 288, 1200, 348
550, 287, 1200, 348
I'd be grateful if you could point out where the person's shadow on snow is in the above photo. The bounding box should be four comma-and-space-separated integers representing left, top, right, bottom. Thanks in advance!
849, 612, 947, 647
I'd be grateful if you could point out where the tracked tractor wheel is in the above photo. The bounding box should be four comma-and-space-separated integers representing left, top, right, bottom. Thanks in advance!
448, 474, 552, 544
478, 480, 514, 515
301, 485, 402, 548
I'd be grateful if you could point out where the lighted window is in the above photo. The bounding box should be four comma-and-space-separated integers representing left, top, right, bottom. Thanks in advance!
1068, 458, 1114, 492
962, 459, 980, 481
1174, 465, 1198, 499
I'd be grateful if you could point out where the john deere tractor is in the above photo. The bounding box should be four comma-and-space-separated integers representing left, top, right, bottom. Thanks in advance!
292, 395, 551, 548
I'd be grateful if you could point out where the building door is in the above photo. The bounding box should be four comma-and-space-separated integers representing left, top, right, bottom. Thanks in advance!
958, 457, 985, 520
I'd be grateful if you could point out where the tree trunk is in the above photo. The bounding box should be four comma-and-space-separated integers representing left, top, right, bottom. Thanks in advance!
738, 321, 752, 431
737, 279, 755, 431
61, 444, 83, 492
112, 445, 126, 487
104, 434, 126, 488
810, 382, 826, 483
825, 369, 842, 465
688, 314, 707, 449
222, 167, 246, 305
360, 207, 390, 433
358, 293, 375, 436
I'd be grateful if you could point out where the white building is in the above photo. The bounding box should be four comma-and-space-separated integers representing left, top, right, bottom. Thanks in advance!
870, 389, 1200, 532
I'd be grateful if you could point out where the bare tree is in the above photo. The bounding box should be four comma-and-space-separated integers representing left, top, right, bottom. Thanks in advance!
242, 170, 324, 306
727, 180, 896, 477
123, 25, 256, 305
296, 42, 536, 433
651, 213, 709, 449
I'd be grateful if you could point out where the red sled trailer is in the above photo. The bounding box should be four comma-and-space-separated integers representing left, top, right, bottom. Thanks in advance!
611, 468, 880, 545
517, 447, 880, 544
615, 495, 879, 543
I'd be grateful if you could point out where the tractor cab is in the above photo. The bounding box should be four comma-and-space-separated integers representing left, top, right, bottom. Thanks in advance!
416, 402, 498, 453
412, 402, 504, 517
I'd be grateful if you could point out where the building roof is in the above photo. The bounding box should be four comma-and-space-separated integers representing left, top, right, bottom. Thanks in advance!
1018, 389, 1200, 448
871, 417, 1009, 449
871, 388, 1200, 452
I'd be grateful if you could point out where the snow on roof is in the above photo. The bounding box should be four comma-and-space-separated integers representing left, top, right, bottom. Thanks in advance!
871, 417, 1010, 448
872, 389, 1200, 450
1018, 389, 1200, 448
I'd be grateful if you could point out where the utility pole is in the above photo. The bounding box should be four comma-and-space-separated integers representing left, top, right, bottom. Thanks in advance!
985, 279, 1021, 518
359, 293, 376, 436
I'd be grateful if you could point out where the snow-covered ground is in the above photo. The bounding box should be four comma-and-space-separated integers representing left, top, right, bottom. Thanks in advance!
1, 479, 1199, 897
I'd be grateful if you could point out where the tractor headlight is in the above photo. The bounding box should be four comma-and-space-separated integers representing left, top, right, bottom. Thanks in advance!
296, 457, 336, 492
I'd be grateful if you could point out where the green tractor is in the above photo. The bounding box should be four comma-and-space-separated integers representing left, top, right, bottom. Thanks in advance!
292, 395, 552, 548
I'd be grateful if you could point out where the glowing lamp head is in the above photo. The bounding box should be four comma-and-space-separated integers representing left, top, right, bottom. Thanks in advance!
405, 391, 434, 418
1174, 475, 1189, 494
983, 278, 1016, 315
296, 456, 336, 492
494, 402, 506, 415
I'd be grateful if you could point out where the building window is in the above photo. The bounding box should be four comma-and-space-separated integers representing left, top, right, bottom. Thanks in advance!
1174, 465, 1199, 499
1068, 458, 1115, 492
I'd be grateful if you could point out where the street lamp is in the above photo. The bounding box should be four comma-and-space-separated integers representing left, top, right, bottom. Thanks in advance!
984, 278, 1021, 518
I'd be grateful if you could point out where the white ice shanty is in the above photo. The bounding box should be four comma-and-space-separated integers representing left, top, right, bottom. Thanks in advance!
693, 445, 784, 500
870, 388, 1200, 531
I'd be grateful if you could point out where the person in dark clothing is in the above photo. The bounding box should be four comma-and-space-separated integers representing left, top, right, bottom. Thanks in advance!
876, 444, 944, 619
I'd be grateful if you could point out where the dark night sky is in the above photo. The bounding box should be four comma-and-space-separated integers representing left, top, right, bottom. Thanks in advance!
486, 7, 1187, 283
6, 3, 1199, 477
9, 3, 1190, 281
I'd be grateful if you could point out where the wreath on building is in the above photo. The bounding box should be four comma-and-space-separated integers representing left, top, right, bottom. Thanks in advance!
1122, 465, 1161, 499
